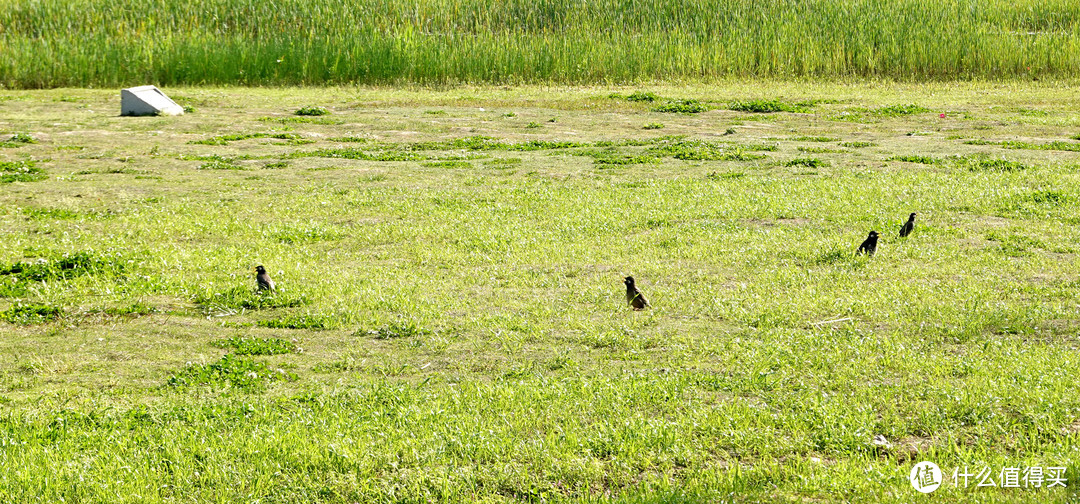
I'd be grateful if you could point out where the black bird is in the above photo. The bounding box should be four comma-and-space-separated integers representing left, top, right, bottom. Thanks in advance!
899, 212, 916, 238
255, 265, 276, 292
624, 276, 649, 310
857, 231, 880, 256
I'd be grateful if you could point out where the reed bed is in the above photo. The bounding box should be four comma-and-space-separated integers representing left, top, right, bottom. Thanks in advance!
2, 0, 1079, 87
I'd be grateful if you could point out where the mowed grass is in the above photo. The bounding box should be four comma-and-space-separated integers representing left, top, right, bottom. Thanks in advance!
0, 82, 1079, 502
3, 0, 1080, 87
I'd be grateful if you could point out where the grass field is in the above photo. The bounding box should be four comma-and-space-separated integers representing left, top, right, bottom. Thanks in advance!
3, 0, 1080, 87
1, 81, 1080, 502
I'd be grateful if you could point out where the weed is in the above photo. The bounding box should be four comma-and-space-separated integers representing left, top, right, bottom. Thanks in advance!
328, 136, 369, 143
257, 116, 343, 125
986, 232, 1043, 256
785, 157, 828, 168
211, 337, 297, 355
643, 123, 664, 130
0, 160, 46, 183
730, 99, 812, 113
422, 160, 471, 169
258, 314, 335, 330
270, 224, 343, 244
89, 302, 156, 317
21, 207, 80, 220
945, 156, 1026, 172
364, 320, 432, 339
189, 132, 303, 146
178, 154, 256, 162
1000, 140, 1080, 152
295, 106, 329, 116
797, 146, 844, 154
193, 286, 308, 312
840, 141, 875, 148
290, 148, 425, 162
167, 354, 295, 391
2, 303, 62, 324
485, 158, 521, 168
359, 173, 388, 182
888, 155, 939, 165
790, 136, 838, 142
525, 121, 541, 129
592, 153, 661, 166
508, 140, 586, 151
873, 104, 930, 116
0, 251, 124, 282
648, 138, 768, 161
653, 99, 709, 114
1, 133, 37, 147
806, 248, 858, 266
1023, 190, 1069, 205
450, 136, 510, 150
627, 91, 659, 103
198, 160, 244, 170
705, 171, 745, 180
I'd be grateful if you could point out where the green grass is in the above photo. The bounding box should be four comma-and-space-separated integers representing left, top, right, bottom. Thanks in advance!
1, 303, 62, 324
626, 91, 659, 102
652, 99, 710, 114
363, 320, 433, 340
0, 159, 46, 183
0, 250, 125, 282
888, 154, 940, 165
9, 0, 1080, 86
197, 159, 246, 170
731, 99, 814, 113
189, 132, 305, 146
295, 106, 329, 116
257, 313, 338, 330
193, 285, 309, 314
872, 104, 932, 117
0, 132, 37, 148
784, 157, 829, 168
2, 84, 1080, 503
167, 354, 296, 391
1000, 140, 1080, 152
211, 336, 299, 355
790, 136, 839, 142
93, 302, 156, 317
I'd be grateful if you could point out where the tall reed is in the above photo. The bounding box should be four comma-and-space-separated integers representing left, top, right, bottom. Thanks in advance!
1, 0, 1078, 88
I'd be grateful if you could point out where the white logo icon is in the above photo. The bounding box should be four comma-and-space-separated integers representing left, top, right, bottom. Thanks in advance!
910, 461, 942, 493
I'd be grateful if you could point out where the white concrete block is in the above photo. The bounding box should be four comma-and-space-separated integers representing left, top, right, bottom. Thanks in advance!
121, 85, 184, 116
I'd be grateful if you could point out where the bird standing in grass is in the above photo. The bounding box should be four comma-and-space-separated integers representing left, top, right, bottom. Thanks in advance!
255, 265, 276, 293
857, 231, 880, 256
624, 276, 649, 310
899, 212, 916, 238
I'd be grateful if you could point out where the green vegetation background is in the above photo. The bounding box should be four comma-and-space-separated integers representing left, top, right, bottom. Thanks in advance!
3, 0, 1080, 88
